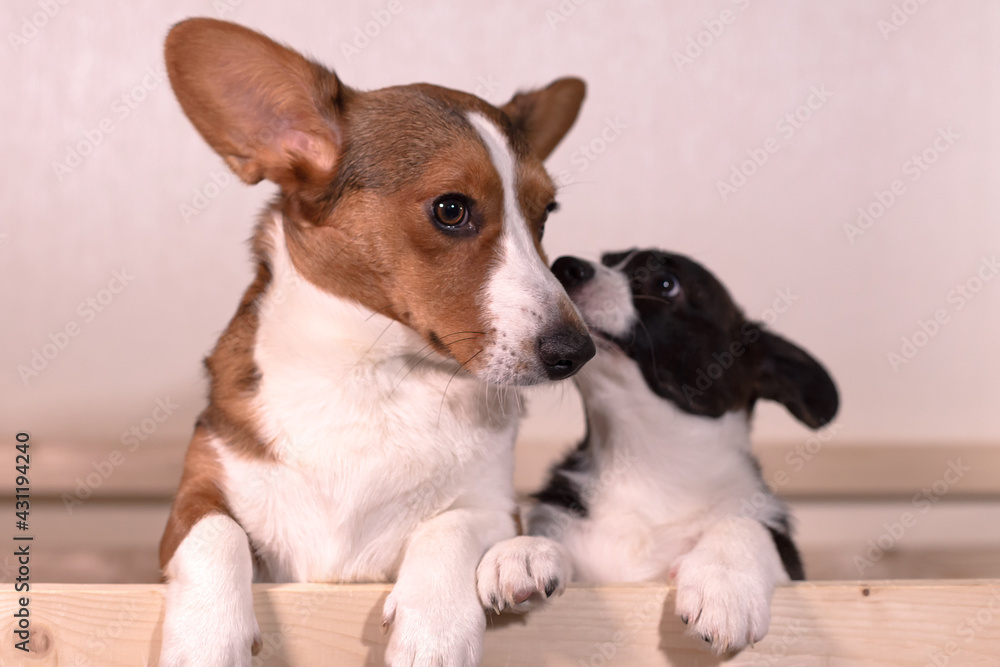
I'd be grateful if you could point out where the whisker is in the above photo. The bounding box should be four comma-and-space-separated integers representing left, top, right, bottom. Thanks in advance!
435, 336, 482, 348
364, 304, 394, 322
437, 350, 483, 429
358, 318, 397, 362
389, 346, 441, 396
632, 316, 669, 387
331, 233, 364, 261
632, 294, 674, 307
389, 331, 486, 393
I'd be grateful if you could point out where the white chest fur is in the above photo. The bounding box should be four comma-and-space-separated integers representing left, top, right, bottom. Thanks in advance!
543, 350, 785, 582
218, 218, 520, 583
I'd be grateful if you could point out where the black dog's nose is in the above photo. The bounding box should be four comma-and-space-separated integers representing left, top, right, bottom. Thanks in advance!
537, 325, 596, 381
551, 256, 595, 290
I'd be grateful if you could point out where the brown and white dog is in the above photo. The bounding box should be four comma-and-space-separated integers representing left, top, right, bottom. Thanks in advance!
158, 18, 592, 667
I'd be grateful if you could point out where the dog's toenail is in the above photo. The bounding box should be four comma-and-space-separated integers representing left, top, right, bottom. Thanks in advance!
544, 578, 558, 597
680, 614, 688, 625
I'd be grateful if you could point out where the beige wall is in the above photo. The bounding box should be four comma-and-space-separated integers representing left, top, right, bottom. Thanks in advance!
2, 1, 998, 489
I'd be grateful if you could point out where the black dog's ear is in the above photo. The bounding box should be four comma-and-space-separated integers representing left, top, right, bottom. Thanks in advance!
756, 330, 839, 429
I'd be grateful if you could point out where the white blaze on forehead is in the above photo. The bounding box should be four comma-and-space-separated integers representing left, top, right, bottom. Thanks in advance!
466, 111, 571, 382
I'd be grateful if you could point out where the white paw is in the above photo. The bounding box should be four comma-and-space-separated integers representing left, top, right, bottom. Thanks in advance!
673, 551, 773, 655
476, 536, 570, 614
160, 514, 260, 667
382, 582, 484, 667
160, 618, 260, 667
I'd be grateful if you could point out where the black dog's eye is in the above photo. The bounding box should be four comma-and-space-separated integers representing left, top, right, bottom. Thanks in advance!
661, 274, 681, 299
433, 197, 468, 228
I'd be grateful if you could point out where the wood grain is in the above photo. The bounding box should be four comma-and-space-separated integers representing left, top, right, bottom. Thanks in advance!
12, 440, 1000, 501
1, 580, 998, 666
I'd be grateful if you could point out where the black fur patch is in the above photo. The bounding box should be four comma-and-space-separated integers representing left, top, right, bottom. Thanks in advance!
767, 524, 805, 581
532, 471, 587, 518
532, 422, 592, 518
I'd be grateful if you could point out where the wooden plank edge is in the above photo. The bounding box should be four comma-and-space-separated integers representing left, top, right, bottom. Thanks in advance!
17, 441, 1000, 500
1, 580, 998, 666
753, 441, 1000, 498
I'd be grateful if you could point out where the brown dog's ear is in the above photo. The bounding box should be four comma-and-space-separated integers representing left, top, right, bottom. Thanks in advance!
165, 18, 343, 190
502, 77, 586, 160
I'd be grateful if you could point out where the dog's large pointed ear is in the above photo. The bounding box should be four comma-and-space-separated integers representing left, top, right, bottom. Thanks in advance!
165, 18, 343, 190
502, 77, 586, 160
756, 330, 839, 429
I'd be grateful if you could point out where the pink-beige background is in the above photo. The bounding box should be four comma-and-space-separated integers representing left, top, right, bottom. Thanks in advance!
2, 0, 998, 488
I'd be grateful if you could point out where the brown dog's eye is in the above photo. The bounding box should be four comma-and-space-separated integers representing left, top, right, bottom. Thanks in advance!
541, 201, 558, 223
433, 198, 468, 227
538, 201, 558, 240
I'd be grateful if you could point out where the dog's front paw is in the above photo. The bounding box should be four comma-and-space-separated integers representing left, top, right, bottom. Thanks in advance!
383, 584, 484, 667
673, 551, 773, 655
476, 536, 570, 614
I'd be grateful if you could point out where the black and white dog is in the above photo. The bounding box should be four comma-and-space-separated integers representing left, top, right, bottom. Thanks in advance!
528, 250, 838, 653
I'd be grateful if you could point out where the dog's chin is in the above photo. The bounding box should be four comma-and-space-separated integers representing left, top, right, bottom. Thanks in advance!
476, 355, 552, 387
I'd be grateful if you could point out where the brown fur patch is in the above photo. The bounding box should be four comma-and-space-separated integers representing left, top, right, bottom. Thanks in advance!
159, 425, 232, 570
198, 215, 278, 460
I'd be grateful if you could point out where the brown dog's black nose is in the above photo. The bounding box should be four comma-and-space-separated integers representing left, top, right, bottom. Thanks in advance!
551, 256, 595, 290
538, 325, 596, 380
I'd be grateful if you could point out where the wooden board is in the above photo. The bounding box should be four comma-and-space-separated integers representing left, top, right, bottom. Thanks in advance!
1, 580, 998, 666
11, 440, 1000, 501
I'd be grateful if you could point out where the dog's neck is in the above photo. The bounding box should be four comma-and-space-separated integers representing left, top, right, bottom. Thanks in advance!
574, 347, 754, 492
256, 211, 429, 368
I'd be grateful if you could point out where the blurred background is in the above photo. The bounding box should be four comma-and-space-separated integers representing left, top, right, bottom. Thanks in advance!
1, 1, 998, 583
